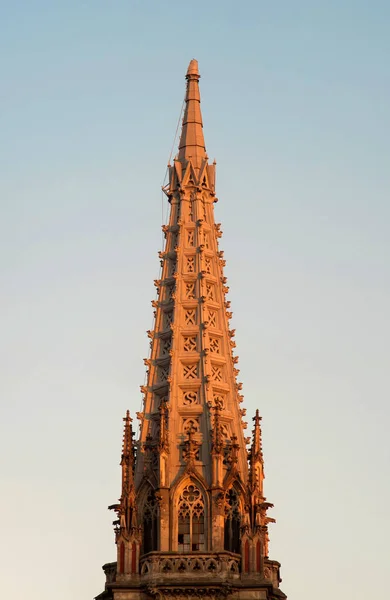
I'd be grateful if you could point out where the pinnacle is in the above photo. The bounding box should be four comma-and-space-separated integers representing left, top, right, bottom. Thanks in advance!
177, 59, 206, 172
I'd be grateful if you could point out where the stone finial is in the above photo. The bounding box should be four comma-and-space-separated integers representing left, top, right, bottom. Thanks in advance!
183, 427, 200, 471
186, 59, 199, 78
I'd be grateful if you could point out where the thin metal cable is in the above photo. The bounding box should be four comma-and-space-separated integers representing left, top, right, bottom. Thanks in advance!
160, 97, 185, 250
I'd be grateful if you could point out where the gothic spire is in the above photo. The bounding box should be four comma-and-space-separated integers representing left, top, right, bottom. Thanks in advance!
177, 59, 206, 173
98, 61, 286, 600
135, 60, 249, 491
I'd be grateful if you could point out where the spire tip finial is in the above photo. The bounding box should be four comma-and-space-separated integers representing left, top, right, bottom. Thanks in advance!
186, 59, 199, 78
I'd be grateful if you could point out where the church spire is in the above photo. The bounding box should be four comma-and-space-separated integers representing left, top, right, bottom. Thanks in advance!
136, 60, 249, 492
177, 59, 206, 173
97, 60, 287, 600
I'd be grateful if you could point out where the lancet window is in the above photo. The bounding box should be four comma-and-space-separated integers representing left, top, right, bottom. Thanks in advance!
224, 488, 241, 554
142, 489, 158, 554
177, 484, 205, 552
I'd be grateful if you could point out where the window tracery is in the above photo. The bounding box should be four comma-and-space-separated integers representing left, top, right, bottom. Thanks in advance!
178, 484, 205, 552
158, 365, 169, 382
224, 488, 241, 554
183, 363, 198, 380
185, 282, 196, 300
183, 336, 197, 352
186, 257, 195, 273
161, 337, 171, 356
143, 489, 158, 554
185, 309, 197, 326
204, 257, 212, 274
209, 337, 221, 354
207, 310, 217, 328
164, 311, 173, 329
206, 283, 214, 301
211, 364, 223, 382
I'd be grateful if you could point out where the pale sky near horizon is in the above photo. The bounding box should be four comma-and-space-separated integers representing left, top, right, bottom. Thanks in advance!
1, 2, 389, 599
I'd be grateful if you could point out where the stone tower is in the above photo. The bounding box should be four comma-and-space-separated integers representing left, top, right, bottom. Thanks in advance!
96, 60, 287, 600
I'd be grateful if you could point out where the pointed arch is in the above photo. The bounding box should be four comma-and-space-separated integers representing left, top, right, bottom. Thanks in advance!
223, 485, 242, 554
171, 474, 209, 552
137, 481, 158, 555
177, 482, 205, 552
198, 162, 209, 190
170, 468, 209, 501
181, 161, 197, 187
223, 470, 246, 496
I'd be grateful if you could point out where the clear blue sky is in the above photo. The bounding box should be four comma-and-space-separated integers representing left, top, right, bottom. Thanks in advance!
1, 2, 389, 599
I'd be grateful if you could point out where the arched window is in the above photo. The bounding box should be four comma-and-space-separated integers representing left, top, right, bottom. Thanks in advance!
142, 489, 158, 554
224, 488, 241, 554
178, 484, 205, 552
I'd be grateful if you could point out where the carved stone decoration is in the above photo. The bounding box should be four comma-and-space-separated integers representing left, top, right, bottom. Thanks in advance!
185, 282, 196, 299
184, 309, 197, 326
211, 405, 224, 455
182, 390, 198, 406
183, 363, 198, 380
158, 400, 170, 454
183, 336, 197, 352
182, 428, 201, 471
207, 310, 217, 327
146, 584, 233, 600
225, 434, 239, 471
211, 365, 223, 382
141, 553, 239, 583
214, 492, 225, 510
183, 418, 200, 434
